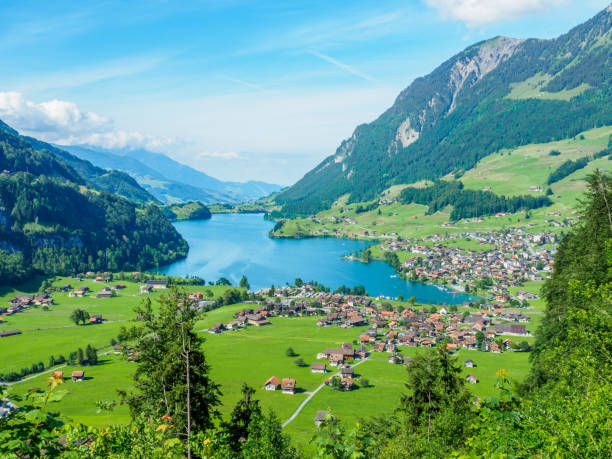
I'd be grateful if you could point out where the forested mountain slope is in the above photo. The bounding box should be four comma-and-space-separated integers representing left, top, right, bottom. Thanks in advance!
0, 124, 188, 284
0, 120, 156, 205
276, 5, 612, 216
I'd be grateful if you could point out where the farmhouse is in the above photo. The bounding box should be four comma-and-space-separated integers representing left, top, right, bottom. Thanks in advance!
264, 376, 280, 391
246, 314, 271, 326
53, 371, 64, 379
311, 363, 327, 374
340, 367, 354, 378
466, 374, 479, 384
89, 314, 103, 324
464, 359, 476, 368
314, 411, 329, 427
146, 280, 168, 289
72, 371, 85, 382
96, 288, 113, 298
281, 378, 296, 395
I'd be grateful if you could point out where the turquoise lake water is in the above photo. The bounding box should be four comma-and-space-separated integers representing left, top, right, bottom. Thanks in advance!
160, 213, 471, 305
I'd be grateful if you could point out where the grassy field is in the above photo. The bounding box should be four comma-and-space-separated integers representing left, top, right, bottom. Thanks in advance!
0, 277, 238, 373
273, 126, 612, 245
6, 297, 535, 451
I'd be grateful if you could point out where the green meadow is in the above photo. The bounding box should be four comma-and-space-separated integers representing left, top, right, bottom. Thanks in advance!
6, 287, 534, 450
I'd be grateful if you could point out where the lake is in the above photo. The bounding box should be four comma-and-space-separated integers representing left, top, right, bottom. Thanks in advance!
160, 213, 471, 304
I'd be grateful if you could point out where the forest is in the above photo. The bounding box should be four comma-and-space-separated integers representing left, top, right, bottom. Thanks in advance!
399, 180, 552, 221
0, 173, 187, 284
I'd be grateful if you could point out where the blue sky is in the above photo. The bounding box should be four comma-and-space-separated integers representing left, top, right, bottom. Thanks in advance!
0, 0, 609, 185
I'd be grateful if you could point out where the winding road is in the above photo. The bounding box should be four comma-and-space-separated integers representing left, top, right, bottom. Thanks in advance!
282, 357, 369, 428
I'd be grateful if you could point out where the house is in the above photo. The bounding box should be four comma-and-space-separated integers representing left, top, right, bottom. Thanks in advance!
246, 314, 271, 326
52, 371, 64, 379
72, 371, 85, 382
281, 378, 296, 394
96, 288, 113, 298
466, 374, 478, 384
314, 410, 329, 427
464, 359, 476, 368
311, 363, 327, 374
89, 314, 103, 324
208, 323, 225, 334
146, 280, 168, 289
264, 376, 280, 391
139, 285, 153, 294
340, 367, 354, 378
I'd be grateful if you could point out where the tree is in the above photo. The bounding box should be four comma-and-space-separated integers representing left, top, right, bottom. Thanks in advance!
127, 291, 221, 455
360, 378, 370, 388
222, 383, 261, 451
216, 277, 232, 286
77, 348, 85, 365
330, 376, 343, 391
239, 275, 250, 291
294, 358, 307, 367
86, 344, 98, 365
70, 308, 90, 325
285, 347, 297, 357
475, 331, 485, 349
519, 341, 530, 352
294, 278, 304, 288
241, 410, 297, 458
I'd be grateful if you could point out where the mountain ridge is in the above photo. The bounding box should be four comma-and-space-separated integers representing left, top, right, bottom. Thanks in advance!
59, 144, 282, 204
275, 6, 612, 216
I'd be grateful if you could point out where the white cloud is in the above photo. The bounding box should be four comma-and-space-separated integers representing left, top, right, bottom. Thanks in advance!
425, 0, 567, 25
0, 91, 172, 150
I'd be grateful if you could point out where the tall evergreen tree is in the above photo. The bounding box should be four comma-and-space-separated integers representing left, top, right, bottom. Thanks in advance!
223, 383, 262, 451
127, 290, 221, 455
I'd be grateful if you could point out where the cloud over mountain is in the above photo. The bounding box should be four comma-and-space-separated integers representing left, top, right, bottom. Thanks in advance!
425, 0, 567, 25
0, 91, 173, 150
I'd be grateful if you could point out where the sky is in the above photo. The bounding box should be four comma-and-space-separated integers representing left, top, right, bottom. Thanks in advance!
0, 0, 609, 185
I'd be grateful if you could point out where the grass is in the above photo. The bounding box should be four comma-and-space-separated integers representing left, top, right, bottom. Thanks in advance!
506, 73, 591, 101
0, 277, 239, 373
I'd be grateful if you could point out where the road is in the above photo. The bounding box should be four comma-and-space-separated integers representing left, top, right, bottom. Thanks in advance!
282, 358, 369, 428
0, 350, 113, 386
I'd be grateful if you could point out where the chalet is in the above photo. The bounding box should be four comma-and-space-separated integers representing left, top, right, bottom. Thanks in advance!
340, 367, 354, 378
113, 344, 125, 354
281, 378, 296, 395
316, 319, 329, 327
466, 374, 478, 384
146, 280, 168, 289
495, 324, 528, 336
341, 378, 354, 390
96, 288, 113, 298
314, 410, 329, 427
69, 289, 86, 298
246, 314, 271, 326
311, 363, 327, 374
356, 345, 369, 358
72, 371, 84, 382
208, 323, 225, 334
139, 285, 153, 294
113, 284, 126, 290
264, 376, 280, 391
374, 342, 385, 352
464, 359, 476, 368
52, 371, 64, 379
89, 315, 103, 324
490, 342, 501, 353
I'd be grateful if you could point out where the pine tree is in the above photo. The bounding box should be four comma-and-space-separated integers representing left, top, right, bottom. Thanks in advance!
128, 291, 221, 456
222, 383, 261, 451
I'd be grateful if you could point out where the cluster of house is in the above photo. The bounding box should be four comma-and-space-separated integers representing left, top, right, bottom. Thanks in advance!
381, 229, 556, 296
1, 293, 53, 317
113, 344, 140, 361
66, 283, 125, 298
51, 370, 85, 382
264, 376, 297, 394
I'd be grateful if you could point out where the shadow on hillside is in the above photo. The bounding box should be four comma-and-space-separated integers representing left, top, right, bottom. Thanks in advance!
0, 275, 48, 297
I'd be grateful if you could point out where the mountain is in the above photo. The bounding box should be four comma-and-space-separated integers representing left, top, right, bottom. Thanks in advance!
0, 121, 157, 205
0, 123, 187, 284
59, 144, 282, 204
275, 6, 612, 216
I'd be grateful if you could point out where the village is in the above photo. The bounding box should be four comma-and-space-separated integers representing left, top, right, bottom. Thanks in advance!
381, 229, 557, 298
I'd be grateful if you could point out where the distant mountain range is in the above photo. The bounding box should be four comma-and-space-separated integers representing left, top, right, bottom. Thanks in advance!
58, 144, 281, 204
275, 5, 612, 216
